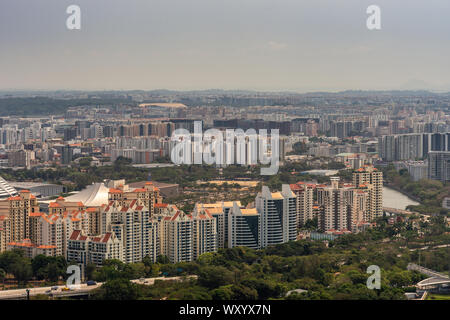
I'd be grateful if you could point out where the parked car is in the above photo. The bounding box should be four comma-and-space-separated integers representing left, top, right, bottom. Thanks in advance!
86, 280, 97, 286
51, 286, 58, 291
62, 287, 70, 291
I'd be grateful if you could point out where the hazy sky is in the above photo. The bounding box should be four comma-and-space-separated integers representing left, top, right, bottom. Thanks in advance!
1, 0, 450, 92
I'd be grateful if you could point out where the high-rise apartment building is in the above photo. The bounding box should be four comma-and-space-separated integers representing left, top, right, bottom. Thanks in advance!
67, 230, 123, 268
316, 177, 355, 232
191, 209, 217, 260
428, 151, 450, 182
101, 199, 155, 264
1, 190, 39, 242
290, 182, 315, 227
352, 165, 383, 219
228, 202, 259, 249
0, 215, 10, 252
159, 206, 194, 263
193, 201, 241, 249
256, 184, 297, 248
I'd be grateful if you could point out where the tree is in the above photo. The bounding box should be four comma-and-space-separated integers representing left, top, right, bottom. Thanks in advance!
32, 255, 51, 280
197, 266, 235, 289
85, 263, 97, 281
211, 285, 233, 300
47, 263, 60, 282
156, 255, 170, 264
114, 157, 132, 168
0, 268, 5, 286
11, 260, 32, 285
123, 263, 146, 280
93, 279, 140, 300
0, 249, 24, 274
229, 284, 258, 300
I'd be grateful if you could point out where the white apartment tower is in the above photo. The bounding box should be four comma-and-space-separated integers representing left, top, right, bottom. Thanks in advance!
256, 184, 297, 248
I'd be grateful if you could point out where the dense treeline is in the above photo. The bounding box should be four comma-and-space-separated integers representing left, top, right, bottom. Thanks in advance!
0, 250, 67, 287
0, 97, 133, 116
89, 242, 421, 300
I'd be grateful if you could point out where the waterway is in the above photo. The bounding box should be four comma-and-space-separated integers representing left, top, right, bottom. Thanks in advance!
383, 186, 420, 210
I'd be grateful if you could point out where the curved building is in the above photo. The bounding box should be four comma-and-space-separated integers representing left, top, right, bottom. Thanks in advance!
0, 176, 18, 199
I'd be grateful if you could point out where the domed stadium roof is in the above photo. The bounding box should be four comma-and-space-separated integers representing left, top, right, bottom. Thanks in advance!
0, 176, 18, 199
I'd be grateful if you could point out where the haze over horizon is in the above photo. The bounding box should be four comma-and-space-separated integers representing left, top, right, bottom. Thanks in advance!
1, 0, 450, 92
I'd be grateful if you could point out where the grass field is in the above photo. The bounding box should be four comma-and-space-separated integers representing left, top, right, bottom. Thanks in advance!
426, 293, 450, 300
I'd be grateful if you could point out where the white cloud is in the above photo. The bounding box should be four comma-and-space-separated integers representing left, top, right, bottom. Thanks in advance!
267, 41, 288, 51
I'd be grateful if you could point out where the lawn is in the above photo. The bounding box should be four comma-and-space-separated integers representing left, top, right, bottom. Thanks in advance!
426, 293, 450, 300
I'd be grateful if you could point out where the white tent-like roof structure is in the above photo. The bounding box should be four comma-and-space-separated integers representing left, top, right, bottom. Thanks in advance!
0, 176, 18, 199
64, 182, 109, 207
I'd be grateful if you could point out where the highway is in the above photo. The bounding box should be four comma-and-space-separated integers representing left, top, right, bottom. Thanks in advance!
0, 275, 197, 300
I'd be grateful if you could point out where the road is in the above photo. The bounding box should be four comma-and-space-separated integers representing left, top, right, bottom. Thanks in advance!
407, 263, 449, 279
0, 275, 197, 300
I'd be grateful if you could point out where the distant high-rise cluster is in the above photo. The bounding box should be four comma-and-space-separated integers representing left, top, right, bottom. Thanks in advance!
378, 132, 450, 162
290, 165, 382, 233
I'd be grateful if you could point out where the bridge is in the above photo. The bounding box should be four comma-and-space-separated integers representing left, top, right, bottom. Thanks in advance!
408, 263, 450, 293
0, 275, 197, 300
383, 207, 420, 216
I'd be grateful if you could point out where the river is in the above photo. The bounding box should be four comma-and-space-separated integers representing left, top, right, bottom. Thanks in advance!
383, 186, 420, 210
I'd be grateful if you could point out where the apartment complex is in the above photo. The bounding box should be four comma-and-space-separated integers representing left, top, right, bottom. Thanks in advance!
67, 230, 123, 267
378, 132, 450, 162
193, 201, 239, 249
256, 185, 297, 248
289, 166, 382, 233
316, 177, 356, 232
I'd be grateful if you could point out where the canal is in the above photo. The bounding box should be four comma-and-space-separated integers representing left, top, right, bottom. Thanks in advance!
383, 186, 420, 210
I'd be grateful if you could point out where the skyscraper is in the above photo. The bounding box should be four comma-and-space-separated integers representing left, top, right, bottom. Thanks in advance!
316, 177, 354, 232
428, 151, 450, 182
256, 184, 297, 248
353, 165, 383, 219
228, 202, 259, 250
290, 182, 315, 228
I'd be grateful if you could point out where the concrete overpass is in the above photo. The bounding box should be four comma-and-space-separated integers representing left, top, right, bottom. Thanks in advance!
0, 275, 197, 300
408, 263, 450, 293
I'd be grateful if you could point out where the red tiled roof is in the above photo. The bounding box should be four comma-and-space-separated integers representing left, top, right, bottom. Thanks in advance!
37, 245, 57, 249
49, 202, 61, 208
102, 233, 111, 243
69, 230, 81, 240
